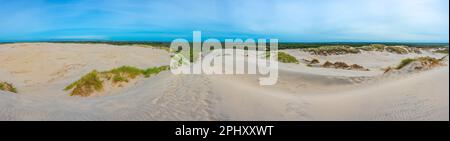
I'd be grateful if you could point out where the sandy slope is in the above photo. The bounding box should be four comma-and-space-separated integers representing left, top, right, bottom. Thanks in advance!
206, 65, 448, 120
0, 43, 448, 121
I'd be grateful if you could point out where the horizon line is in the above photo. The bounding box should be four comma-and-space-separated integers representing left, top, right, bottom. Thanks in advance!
1, 40, 449, 44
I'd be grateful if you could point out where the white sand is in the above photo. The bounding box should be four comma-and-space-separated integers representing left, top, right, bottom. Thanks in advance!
0, 43, 448, 121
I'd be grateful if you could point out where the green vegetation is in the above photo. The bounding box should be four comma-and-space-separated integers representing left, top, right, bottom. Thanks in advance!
321, 61, 369, 71
0, 42, 14, 45
300, 44, 442, 55
359, 44, 412, 54
266, 51, 300, 64
278, 42, 448, 49
64, 70, 103, 96
303, 46, 360, 55
385, 46, 409, 54
396, 58, 416, 69
112, 75, 128, 83
359, 44, 386, 51
3, 41, 448, 50
105, 66, 144, 80
278, 52, 299, 64
433, 49, 449, 54
289, 42, 448, 49
143, 66, 170, 78
64, 65, 169, 97
0, 81, 17, 93
396, 57, 442, 70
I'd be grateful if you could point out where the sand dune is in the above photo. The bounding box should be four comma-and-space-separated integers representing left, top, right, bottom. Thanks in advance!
0, 43, 448, 121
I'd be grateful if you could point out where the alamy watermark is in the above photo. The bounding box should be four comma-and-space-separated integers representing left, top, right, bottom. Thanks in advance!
169, 31, 279, 85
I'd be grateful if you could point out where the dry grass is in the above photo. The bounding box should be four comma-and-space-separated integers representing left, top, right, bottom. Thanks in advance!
0, 81, 17, 93
359, 44, 386, 51
303, 46, 360, 56
322, 61, 369, 71
360, 44, 411, 54
396, 57, 442, 70
396, 58, 416, 69
433, 48, 449, 54
385, 46, 409, 54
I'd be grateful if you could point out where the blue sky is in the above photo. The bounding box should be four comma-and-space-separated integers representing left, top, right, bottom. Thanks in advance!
0, 0, 448, 42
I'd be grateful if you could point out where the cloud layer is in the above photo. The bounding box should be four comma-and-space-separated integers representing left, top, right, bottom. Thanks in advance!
0, 0, 448, 42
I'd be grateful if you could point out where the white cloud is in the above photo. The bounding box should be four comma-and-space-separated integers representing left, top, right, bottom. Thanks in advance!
0, 0, 448, 42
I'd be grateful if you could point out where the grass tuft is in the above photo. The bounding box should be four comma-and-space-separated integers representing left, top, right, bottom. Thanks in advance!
105, 66, 143, 82
303, 46, 360, 56
0, 81, 17, 93
396, 57, 442, 70
433, 49, 449, 54
277, 52, 299, 64
385, 46, 408, 54
396, 58, 416, 69
112, 75, 128, 83
64, 65, 169, 96
64, 70, 103, 97
359, 44, 386, 51
142, 66, 170, 78
359, 44, 411, 54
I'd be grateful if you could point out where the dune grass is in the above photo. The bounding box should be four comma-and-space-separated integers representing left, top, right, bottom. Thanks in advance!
0, 81, 17, 93
396, 57, 441, 70
303, 46, 360, 55
385, 46, 409, 54
64, 65, 169, 97
433, 49, 449, 54
396, 58, 416, 69
64, 70, 103, 96
359, 44, 411, 54
143, 66, 170, 78
104, 66, 144, 83
278, 52, 299, 64
359, 44, 386, 51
